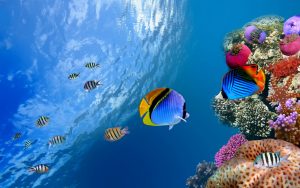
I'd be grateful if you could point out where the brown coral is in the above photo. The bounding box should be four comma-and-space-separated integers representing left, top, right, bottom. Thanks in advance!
206, 139, 300, 188
266, 56, 300, 78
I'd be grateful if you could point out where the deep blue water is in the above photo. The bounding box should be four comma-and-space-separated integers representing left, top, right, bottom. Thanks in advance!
1, 0, 300, 187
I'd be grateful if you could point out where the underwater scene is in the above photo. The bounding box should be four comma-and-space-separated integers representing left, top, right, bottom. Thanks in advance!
1, 0, 300, 188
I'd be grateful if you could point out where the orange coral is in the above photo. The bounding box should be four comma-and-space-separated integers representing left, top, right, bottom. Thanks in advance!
266, 56, 300, 78
267, 75, 300, 115
206, 139, 300, 188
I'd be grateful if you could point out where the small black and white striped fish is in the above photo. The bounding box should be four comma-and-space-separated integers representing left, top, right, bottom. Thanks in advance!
68, 73, 80, 80
104, 127, 129, 142
254, 152, 289, 168
24, 140, 32, 149
13, 132, 22, 140
36, 116, 50, 128
85, 62, 99, 69
84, 80, 102, 91
48, 136, 65, 146
28, 164, 49, 173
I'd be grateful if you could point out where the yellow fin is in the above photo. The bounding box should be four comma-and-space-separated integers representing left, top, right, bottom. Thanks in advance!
139, 98, 150, 117
143, 112, 156, 126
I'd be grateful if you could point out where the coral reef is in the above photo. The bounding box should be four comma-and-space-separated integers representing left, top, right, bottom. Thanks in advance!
214, 134, 247, 167
186, 161, 217, 188
203, 14, 300, 188
224, 16, 284, 67
207, 139, 300, 188
212, 95, 276, 138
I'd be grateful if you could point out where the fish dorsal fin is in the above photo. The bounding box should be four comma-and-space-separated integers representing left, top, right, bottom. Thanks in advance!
145, 88, 167, 105
240, 64, 258, 77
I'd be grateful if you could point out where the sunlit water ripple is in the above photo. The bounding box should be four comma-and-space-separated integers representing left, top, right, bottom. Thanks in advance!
0, 0, 187, 187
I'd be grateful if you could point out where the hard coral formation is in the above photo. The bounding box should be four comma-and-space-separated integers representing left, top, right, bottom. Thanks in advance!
212, 95, 276, 139
234, 98, 276, 138
207, 139, 300, 188
214, 134, 247, 167
186, 161, 217, 188
266, 56, 300, 78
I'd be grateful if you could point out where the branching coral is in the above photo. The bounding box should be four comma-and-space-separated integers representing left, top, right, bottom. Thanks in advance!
186, 161, 217, 188
269, 98, 300, 145
214, 134, 247, 168
266, 56, 300, 78
267, 75, 300, 114
207, 139, 300, 188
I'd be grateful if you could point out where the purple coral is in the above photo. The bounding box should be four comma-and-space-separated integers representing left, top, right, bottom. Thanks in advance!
270, 98, 300, 131
214, 134, 247, 168
244, 25, 266, 44
284, 15, 300, 35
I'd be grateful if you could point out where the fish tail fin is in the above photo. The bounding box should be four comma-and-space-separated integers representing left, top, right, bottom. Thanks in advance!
96, 64, 100, 67
139, 98, 149, 117
281, 154, 290, 162
122, 127, 130, 135
28, 167, 35, 172
96, 81, 102, 86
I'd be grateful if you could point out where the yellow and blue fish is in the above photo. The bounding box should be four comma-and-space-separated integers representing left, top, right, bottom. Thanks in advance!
139, 88, 189, 130
221, 64, 266, 100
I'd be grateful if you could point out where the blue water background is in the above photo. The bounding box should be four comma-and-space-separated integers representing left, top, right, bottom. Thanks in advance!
0, 0, 300, 187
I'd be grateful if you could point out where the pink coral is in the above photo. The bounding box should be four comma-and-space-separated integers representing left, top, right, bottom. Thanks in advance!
226, 44, 251, 69
214, 134, 247, 168
279, 34, 300, 56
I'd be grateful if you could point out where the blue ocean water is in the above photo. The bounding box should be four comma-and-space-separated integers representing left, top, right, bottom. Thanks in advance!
1, 0, 300, 187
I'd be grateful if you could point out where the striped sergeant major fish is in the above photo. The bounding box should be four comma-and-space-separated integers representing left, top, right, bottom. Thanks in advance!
68, 73, 80, 80
28, 164, 49, 173
254, 152, 289, 168
85, 62, 100, 69
84, 80, 102, 92
24, 140, 32, 149
48, 136, 65, 146
36, 116, 50, 128
104, 127, 129, 142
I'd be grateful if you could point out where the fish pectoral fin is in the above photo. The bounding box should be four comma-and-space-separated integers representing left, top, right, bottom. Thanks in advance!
139, 98, 150, 117
176, 115, 187, 123
169, 125, 174, 131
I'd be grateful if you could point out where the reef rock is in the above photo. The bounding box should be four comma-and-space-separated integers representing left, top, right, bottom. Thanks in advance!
206, 139, 300, 188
